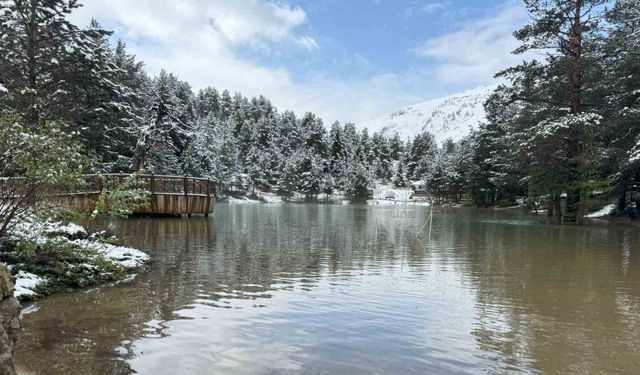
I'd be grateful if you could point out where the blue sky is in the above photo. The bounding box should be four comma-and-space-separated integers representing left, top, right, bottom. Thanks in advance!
71, 0, 528, 124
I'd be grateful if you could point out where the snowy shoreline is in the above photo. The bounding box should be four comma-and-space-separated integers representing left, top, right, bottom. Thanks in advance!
4, 216, 149, 300
224, 186, 432, 206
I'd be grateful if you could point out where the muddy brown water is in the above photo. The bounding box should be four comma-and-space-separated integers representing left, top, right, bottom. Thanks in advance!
14, 204, 640, 374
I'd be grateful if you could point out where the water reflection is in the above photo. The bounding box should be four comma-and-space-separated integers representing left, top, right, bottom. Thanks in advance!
14, 205, 640, 374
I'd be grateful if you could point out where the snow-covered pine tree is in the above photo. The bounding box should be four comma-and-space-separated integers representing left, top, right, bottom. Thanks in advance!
131, 70, 194, 172
216, 118, 242, 190
182, 114, 220, 178
100, 40, 147, 171
328, 121, 347, 182
407, 131, 436, 180
301, 112, 328, 159
277, 151, 302, 197
219, 89, 233, 120
372, 131, 392, 181
73, 22, 148, 171
388, 133, 404, 161
345, 161, 373, 199
393, 156, 408, 188
356, 128, 375, 165
497, 0, 607, 223
603, 0, 640, 212
195, 87, 221, 119
279, 110, 302, 155
0, 0, 102, 126
298, 153, 325, 199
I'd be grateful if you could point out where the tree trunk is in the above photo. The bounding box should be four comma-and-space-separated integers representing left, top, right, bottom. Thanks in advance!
551, 194, 562, 224
617, 181, 627, 213
131, 141, 146, 172
132, 101, 166, 172
563, 0, 584, 225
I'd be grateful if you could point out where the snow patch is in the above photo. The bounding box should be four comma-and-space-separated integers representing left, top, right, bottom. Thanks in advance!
71, 240, 149, 269
14, 271, 44, 299
10, 216, 87, 243
370, 185, 431, 206
585, 203, 616, 218
8, 215, 149, 289
228, 196, 260, 204
53, 222, 87, 237
257, 192, 283, 204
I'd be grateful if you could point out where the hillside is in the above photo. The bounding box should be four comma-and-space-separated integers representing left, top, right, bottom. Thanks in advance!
362, 85, 497, 143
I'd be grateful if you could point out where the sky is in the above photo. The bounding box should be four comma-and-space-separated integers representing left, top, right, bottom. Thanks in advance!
70, 0, 529, 125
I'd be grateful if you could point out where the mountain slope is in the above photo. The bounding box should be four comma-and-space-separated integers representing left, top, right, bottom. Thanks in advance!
362, 85, 497, 143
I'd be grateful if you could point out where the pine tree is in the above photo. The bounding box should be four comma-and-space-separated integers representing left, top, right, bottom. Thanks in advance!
393, 157, 408, 188
604, 0, 640, 212
195, 87, 221, 118
407, 132, 436, 180
217, 118, 241, 190
0, 0, 112, 128
388, 133, 404, 160
328, 121, 348, 183
278, 152, 302, 197
372, 131, 392, 181
496, 0, 608, 223
182, 115, 220, 178
131, 70, 194, 172
345, 162, 373, 199
299, 153, 325, 198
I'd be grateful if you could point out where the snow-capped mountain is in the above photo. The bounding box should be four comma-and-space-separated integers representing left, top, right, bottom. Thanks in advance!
362, 85, 497, 143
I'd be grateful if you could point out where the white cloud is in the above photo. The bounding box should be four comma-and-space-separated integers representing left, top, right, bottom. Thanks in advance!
70, 0, 415, 124
68, 0, 527, 126
412, 2, 528, 85
421, 2, 451, 14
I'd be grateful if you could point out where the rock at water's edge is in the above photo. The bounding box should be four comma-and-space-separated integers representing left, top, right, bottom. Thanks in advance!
0, 264, 19, 375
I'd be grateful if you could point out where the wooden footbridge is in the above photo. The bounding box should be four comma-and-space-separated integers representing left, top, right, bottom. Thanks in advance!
53, 174, 216, 216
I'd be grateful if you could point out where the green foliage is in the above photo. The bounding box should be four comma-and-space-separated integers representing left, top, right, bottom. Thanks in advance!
1, 238, 126, 300
346, 163, 373, 199
0, 112, 92, 237
92, 174, 150, 218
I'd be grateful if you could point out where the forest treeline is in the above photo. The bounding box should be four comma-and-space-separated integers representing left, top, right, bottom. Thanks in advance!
0, 0, 639, 224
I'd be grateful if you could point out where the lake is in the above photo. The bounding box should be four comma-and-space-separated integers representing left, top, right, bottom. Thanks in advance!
14, 204, 640, 374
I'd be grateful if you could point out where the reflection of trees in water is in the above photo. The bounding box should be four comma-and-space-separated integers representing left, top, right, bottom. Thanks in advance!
17, 205, 640, 374
443, 212, 640, 374
16, 204, 434, 375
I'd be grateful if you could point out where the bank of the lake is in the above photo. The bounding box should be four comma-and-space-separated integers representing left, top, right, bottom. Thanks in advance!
1, 216, 149, 301
13, 204, 640, 375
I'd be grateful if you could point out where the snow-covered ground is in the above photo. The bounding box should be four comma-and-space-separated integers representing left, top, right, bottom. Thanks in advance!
228, 196, 261, 204
585, 203, 617, 218
71, 239, 150, 269
14, 271, 44, 299
255, 192, 283, 203
11, 217, 89, 244
225, 187, 431, 205
7, 215, 149, 299
370, 185, 431, 206
227, 191, 347, 204
362, 85, 496, 143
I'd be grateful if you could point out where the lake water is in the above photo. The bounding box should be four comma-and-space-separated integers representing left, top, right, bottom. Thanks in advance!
14, 204, 640, 374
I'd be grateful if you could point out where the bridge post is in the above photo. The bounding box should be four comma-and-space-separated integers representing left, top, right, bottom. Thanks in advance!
184, 175, 191, 217
204, 179, 210, 217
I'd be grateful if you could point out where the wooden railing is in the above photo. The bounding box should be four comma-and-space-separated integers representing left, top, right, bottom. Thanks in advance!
1, 174, 217, 215
73, 174, 217, 197
1, 174, 217, 196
